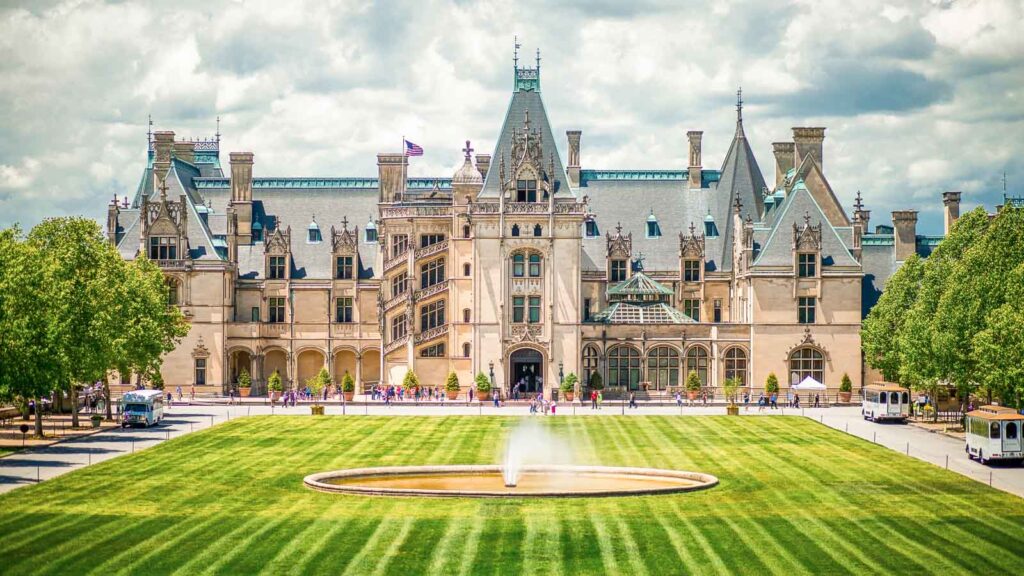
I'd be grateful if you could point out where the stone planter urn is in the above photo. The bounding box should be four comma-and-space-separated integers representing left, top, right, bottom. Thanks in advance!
687, 390, 699, 401
343, 392, 355, 402
446, 390, 460, 401
563, 391, 575, 402
838, 392, 852, 403
238, 387, 251, 398
477, 391, 491, 402
90, 415, 102, 428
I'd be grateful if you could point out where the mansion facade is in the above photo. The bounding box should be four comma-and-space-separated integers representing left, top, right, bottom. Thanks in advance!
105, 60, 958, 398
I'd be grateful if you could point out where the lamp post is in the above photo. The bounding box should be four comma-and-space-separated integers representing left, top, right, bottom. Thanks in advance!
489, 361, 495, 399
558, 361, 564, 402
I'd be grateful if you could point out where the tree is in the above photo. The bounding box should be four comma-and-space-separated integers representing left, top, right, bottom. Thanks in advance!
765, 373, 779, 394
307, 367, 330, 407
840, 373, 852, 394
862, 255, 924, 382
722, 377, 740, 406
588, 371, 603, 390
972, 263, 1024, 409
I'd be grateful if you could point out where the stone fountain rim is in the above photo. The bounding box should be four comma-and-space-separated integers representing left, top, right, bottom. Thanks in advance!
303, 464, 718, 498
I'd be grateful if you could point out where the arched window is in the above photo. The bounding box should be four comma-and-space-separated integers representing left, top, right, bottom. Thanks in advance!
788, 347, 824, 385
165, 278, 180, 306
608, 346, 641, 389
463, 343, 471, 358
463, 263, 471, 276
646, 346, 679, 390
685, 346, 709, 386
463, 308, 471, 323
582, 345, 599, 385
533, 224, 542, 237
462, 225, 471, 239
511, 224, 520, 237
724, 348, 748, 386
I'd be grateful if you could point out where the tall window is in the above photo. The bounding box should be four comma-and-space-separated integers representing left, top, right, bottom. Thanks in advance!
462, 225, 471, 239
516, 179, 538, 202
420, 258, 445, 289
582, 346, 599, 384
165, 278, 179, 306
533, 224, 542, 237
250, 306, 259, 322
683, 299, 701, 322
149, 236, 177, 260
391, 313, 407, 341
420, 234, 444, 248
392, 234, 409, 257
585, 220, 598, 238
798, 253, 817, 278
647, 346, 679, 390
269, 256, 286, 279
528, 253, 542, 277
336, 256, 353, 279
610, 259, 627, 282
528, 296, 541, 323
724, 348, 748, 385
463, 343, 471, 358
463, 263, 471, 276
268, 297, 286, 323
583, 298, 592, 322
335, 297, 353, 323
463, 308, 471, 323
420, 300, 446, 331
512, 296, 525, 323
420, 343, 445, 357
685, 346, 709, 386
194, 358, 207, 386
713, 299, 722, 323
798, 297, 816, 324
683, 260, 701, 282
512, 254, 525, 277
392, 272, 409, 298
789, 348, 823, 384
608, 346, 642, 389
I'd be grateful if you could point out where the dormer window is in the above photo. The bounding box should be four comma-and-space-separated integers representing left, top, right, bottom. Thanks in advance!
307, 221, 322, 243
516, 179, 538, 202
268, 256, 286, 280
149, 236, 177, 260
585, 219, 598, 238
252, 221, 263, 242
336, 256, 353, 280
683, 259, 701, 282
646, 212, 661, 238
798, 253, 817, 278
610, 259, 627, 283
704, 212, 718, 238
364, 219, 377, 243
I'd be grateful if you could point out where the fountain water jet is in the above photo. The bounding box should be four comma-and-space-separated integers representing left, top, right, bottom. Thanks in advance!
501, 419, 573, 488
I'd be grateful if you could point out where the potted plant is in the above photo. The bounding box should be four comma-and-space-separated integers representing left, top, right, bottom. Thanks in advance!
589, 371, 603, 391
445, 372, 461, 400
237, 368, 252, 397
474, 372, 492, 401
268, 370, 283, 404
561, 372, 578, 402
685, 371, 701, 401
90, 413, 103, 428
723, 376, 740, 416
307, 367, 329, 415
839, 373, 853, 403
341, 372, 356, 402
766, 372, 779, 397
403, 370, 420, 399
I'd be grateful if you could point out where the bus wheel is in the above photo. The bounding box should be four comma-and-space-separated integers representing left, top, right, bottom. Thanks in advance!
978, 451, 986, 465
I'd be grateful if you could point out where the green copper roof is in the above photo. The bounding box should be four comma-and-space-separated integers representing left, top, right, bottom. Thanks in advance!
589, 301, 696, 325
579, 169, 722, 187
607, 272, 674, 297
192, 177, 452, 190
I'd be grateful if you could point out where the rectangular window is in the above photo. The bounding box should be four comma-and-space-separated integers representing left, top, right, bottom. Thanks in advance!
420, 234, 445, 248
269, 256, 286, 279
420, 343, 445, 358
713, 299, 722, 323
528, 296, 541, 323
148, 236, 177, 260
683, 260, 701, 282
798, 253, 817, 278
194, 358, 206, 386
268, 297, 286, 323
420, 258, 445, 289
583, 298, 592, 322
512, 296, 525, 323
336, 256, 353, 279
585, 220, 598, 238
365, 228, 377, 243
528, 254, 542, 277
391, 313, 407, 341
516, 179, 537, 202
250, 306, 260, 323
610, 259, 627, 283
335, 297, 353, 323
420, 300, 446, 331
392, 234, 409, 257
798, 297, 816, 324
683, 299, 701, 322
392, 272, 409, 298
512, 254, 525, 277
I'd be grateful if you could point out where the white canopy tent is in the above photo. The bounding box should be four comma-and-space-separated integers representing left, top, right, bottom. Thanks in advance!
792, 376, 826, 390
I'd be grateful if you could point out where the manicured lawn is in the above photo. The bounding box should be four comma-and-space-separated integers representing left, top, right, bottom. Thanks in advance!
1, 416, 1022, 575
0, 447, 14, 458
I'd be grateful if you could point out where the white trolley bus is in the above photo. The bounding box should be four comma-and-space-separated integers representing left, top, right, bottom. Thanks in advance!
121, 390, 165, 428
862, 383, 911, 422
965, 405, 1023, 465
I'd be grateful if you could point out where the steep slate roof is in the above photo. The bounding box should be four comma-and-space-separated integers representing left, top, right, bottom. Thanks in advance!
752, 180, 859, 268
479, 89, 572, 198
717, 117, 768, 271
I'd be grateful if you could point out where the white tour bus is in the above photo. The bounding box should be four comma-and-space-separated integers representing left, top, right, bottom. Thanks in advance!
121, 389, 165, 428
965, 405, 1024, 465
862, 383, 910, 422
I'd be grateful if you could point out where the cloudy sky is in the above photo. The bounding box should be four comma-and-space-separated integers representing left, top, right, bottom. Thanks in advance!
1, 0, 1022, 234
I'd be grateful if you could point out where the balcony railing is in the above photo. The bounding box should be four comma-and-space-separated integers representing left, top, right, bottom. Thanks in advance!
505, 202, 549, 214
381, 206, 452, 218
414, 239, 448, 261
509, 324, 543, 339
553, 202, 587, 215
469, 203, 499, 215
260, 323, 289, 338
414, 324, 448, 344
384, 290, 409, 312
383, 247, 409, 273
154, 259, 191, 270
383, 334, 409, 355
414, 279, 448, 302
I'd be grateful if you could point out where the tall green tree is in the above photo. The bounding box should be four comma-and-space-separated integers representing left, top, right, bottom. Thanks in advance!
972, 263, 1024, 409
862, 254, 925, 382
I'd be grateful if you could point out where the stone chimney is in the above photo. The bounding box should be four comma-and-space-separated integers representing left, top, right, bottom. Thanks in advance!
687, 131, 703, 189
475, 154, 491, 180
106, 195, 120, 245
566, 130, 581, 187
152, 131, 174, 181
772, 142, 795, 188
377, 153, 407, 203
892, 210, 918, 261
229, 152, 254, 243
943, 191, 961, 235
173, 141, 195, 164
792, 127, 826, 169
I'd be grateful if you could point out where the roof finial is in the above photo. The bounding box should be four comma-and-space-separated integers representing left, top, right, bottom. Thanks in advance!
513, 35, 520, 70
159, 177, 169, 200
733, 195, 743, 214
854, 190, 864, 212
804, 210, 811, 226
1003, 170, 1008, 195
524, 109, 531, 132
147, 114, 153, 146
463, 140, 473, 160
536, 47, 541, 70
341, 215, 348, 230
615, 221, 623, 236
216, 115, 221, 143
735, 86, 744, 137
689, 221, 696, 236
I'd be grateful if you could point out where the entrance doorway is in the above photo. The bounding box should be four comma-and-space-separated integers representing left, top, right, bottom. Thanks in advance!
509, 348, 543, 398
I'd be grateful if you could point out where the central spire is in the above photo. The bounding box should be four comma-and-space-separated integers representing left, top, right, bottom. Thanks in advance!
735, 87, 745, 138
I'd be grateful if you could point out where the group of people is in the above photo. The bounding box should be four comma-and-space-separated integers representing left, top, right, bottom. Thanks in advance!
529, 393, 557, 415
369, 384, 449, 405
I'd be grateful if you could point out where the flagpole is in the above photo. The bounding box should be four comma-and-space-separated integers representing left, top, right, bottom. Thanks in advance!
401, 135, 406, 200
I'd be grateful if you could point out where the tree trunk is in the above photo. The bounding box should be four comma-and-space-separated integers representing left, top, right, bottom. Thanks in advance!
70, 385, 80, 428
104, 380, 113, 421
33, 396, 44, 438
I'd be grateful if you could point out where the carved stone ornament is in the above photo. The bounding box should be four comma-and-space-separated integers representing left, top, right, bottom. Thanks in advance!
331, 217, 358, 253
192, 336, 211, 359
793, 212, 822, 251
606, 222, 632, 258
679, 223, 706, 259
264, 225, 291, 255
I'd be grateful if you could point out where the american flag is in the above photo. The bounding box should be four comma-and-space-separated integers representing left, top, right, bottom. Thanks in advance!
404, 140, 424, 157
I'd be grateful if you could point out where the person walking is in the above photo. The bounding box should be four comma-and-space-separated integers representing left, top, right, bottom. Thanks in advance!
591, 390, 597, 409
758, 393, 766, 412
551, 401, 557, 415
469, 388, 474, 404
814, 393, 820, 408
175, 385, 182, 402
189, 385, 195, 403
629, 392, 637, 409
675, 391, 683, 407
770, 392, 778, 410
597, 391, 603, 410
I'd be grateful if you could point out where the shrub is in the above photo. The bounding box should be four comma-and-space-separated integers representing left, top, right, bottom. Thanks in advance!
445, 372, 460, 392
268, 371, 283, 392
474, 372, 491, 393
560, 372, 578, 393
686, 371, 701, 392
306, 372, 326, 404
402, 370, 419, 391
589, 371, 604, 390
237, 368, 251, 389
766, 372, 779, 394
341, 372, 355, 393
840, 373, 852, 393
722, 376, 740, 405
